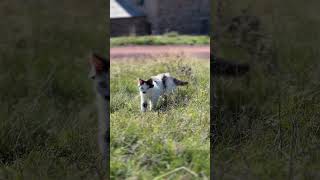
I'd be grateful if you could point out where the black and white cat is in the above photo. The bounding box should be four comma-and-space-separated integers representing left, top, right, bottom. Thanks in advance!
89, 53, 109, 168
138, 73, 188, 112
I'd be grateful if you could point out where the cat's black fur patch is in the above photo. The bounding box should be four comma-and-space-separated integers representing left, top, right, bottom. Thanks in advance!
146, 79, 154, 88
143, 102, 148, 108
161, 75, 167, 89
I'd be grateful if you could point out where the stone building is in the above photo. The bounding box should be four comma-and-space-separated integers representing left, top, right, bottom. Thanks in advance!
110, 0, 150, 36
110, 0, 210, 36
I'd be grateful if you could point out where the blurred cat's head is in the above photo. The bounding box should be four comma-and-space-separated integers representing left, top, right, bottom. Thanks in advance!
138, 78, 154, 94
89, 53, 109, 101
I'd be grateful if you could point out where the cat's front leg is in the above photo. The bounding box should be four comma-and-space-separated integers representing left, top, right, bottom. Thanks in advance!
140, 93, 148, 112
141, 100, 148, 112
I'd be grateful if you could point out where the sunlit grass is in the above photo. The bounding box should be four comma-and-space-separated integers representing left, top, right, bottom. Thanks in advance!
110, 56, 210, 179
111, 34, 209, 47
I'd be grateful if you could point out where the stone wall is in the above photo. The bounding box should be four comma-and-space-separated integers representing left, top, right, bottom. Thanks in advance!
143, 0, 210, 34
158, 0, 210, 34
111, 0, 210, 36
111, 17, 150, 37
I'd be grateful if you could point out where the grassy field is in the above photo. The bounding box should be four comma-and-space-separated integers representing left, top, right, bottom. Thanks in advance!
110, 56, 210, 179
214, 0, 320, 179
111, 34, 209, 47
0, 0, 108, 179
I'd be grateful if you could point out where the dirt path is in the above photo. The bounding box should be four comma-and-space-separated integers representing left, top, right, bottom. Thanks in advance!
110, 45, 210, 60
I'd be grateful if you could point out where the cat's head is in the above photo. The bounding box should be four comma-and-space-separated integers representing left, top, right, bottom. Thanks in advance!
89, 53, 109, 100
138, 78, 154, 94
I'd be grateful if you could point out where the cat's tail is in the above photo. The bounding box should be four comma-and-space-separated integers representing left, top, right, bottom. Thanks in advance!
213, 60, 249, 76
173, 78, 188, 86
212, 55, 250, 76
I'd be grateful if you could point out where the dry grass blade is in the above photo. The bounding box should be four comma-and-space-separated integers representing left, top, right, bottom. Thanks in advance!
153, 167, 199, 180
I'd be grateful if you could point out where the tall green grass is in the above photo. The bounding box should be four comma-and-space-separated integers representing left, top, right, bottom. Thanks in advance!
0, 0, 108, 179
111, 34, 209, 47
110, 56, 210, 179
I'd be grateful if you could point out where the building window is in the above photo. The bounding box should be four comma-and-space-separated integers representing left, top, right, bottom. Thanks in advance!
138, 0, 144, 6
200, 19, 209, 34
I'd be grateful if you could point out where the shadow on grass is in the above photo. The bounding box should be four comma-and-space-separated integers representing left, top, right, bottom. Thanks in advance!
156, 89, 191, 112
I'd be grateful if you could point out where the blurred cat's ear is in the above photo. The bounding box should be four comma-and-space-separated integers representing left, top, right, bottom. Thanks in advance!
90, 54, 106, 73
89, 53, 108, 79
138, 78, 144, 85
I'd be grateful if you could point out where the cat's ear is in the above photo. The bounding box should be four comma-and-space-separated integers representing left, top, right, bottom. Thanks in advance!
138, 78, 144, 85
90, 54, 106, 72
89, 53, 108, 79
146, 79, 154, 88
